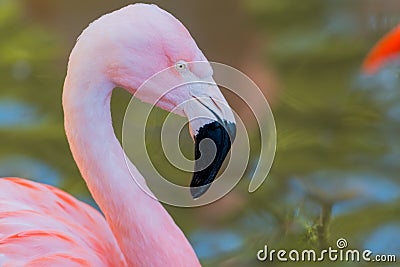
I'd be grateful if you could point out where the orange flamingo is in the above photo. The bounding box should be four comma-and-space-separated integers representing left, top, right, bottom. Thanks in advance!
363, 24, 400, 74
0, 4, 236, 266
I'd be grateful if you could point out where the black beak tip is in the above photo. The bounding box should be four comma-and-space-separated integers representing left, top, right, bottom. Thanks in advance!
190, 185, 211, 199
190, 120, 236, 199
226, 121, 237, 142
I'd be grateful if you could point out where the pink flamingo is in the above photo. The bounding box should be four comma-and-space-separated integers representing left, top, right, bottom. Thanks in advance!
363, 24, 400, 74
0, 4, 236, 266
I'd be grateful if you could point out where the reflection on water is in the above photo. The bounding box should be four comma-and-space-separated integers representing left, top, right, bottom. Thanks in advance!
303, 172, 400, 216
364, 223, 400, 255
357, 66, 400, 94
0, 0, 399, 266
0, 100, 41, 127
191, 229, 242, 260
0, 156, 60, 186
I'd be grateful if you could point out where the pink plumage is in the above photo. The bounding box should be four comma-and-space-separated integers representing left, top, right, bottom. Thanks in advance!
0, 178, 126, 266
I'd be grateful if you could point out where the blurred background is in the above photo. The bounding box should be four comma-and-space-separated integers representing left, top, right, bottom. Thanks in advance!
0, 0, 399, 266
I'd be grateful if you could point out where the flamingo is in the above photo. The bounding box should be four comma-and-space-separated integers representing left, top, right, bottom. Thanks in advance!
0, 4, 236, 266
363, 24, 400, 74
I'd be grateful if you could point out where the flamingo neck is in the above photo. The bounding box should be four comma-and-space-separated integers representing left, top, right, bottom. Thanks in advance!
62, 73, 200, 267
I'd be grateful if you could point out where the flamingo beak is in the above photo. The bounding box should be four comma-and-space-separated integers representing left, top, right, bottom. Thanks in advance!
183, 85, 236, 199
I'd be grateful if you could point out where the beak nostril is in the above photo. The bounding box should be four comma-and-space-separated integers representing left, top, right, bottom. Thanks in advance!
209, 96, 224, 115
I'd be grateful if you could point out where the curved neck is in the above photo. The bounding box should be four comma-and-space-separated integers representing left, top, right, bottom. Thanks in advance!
62, 71, 200, 267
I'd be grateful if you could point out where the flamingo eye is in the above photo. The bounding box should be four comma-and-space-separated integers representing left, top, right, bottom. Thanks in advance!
175, 61, 188, 72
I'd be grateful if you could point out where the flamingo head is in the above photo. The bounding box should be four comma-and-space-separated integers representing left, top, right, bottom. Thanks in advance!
72, 4, 236, 198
